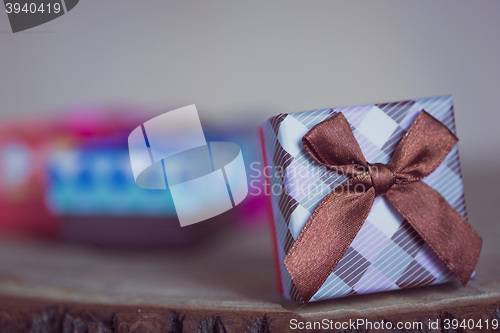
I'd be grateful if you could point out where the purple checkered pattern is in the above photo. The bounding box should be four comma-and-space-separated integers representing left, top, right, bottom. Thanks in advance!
262, 95, 467, 302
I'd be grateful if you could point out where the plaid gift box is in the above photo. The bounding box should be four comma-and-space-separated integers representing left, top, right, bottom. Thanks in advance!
260, 95, 472, 302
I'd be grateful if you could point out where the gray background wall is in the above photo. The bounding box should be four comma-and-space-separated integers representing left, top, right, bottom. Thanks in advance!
1, 0, 499, 168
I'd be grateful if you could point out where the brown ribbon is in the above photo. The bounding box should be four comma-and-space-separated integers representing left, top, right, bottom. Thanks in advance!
283, 110, 482, 303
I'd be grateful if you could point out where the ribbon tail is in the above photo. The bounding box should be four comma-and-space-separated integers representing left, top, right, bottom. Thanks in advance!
284, 178, 375, 302
386, 181, 482, 285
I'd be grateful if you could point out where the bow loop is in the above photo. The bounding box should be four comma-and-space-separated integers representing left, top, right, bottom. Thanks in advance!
302, 112, 368, 177
389, 110, 458, 181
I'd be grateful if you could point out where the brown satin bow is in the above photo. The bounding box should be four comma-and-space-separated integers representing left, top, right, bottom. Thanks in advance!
284, 110, 482, 303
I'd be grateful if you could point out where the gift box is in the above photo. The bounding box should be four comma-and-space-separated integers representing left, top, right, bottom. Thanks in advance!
259, 95, 482, 302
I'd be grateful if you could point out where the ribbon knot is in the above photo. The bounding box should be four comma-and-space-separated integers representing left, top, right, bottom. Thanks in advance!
368, 162, 395, 196
283, 110, 482, 303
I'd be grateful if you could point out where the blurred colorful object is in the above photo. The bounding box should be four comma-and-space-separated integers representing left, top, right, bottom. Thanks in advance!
0, 118, 57, 238
46, 149, 176, 216
0, 107, 145, 238
0, 106, 267, 247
